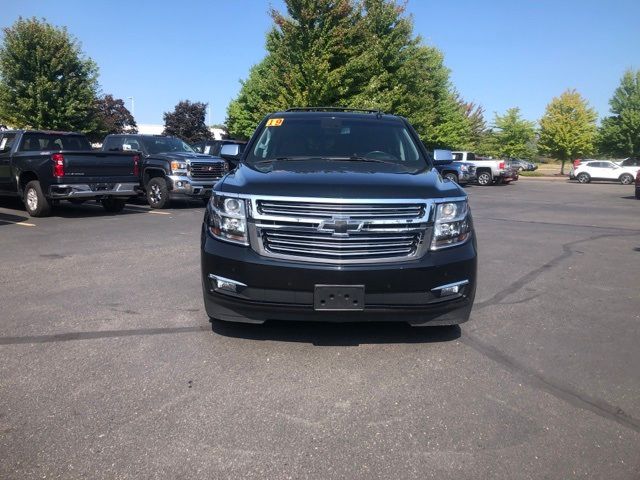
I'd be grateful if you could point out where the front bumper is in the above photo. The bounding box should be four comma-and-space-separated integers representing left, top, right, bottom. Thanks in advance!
498, 170, 518, 181
167, 175, 220, 198
48, 183, 140, 199
201, 227, 477, 326
458, 172, 476, 185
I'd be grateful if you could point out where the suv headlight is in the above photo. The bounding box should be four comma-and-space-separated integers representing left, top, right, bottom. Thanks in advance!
431, 200, 472, 250
208, 195, 248, 245
171, 160, 188, 173
460, 164, 469, 172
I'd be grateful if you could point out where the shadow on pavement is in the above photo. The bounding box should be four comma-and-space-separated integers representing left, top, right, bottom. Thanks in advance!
0, 212, 29, 226
210, 319, 461, 346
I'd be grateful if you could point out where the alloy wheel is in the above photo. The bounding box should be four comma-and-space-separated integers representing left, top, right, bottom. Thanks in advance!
26, 188, 38, 211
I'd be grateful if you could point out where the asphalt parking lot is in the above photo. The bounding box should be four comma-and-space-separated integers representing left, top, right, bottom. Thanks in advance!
0, 179, 639, 479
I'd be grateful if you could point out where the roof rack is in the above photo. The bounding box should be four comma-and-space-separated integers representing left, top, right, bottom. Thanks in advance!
286, 107, 385, 115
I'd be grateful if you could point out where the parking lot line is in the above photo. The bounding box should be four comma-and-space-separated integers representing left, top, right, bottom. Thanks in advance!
15, 221, 36, 227
147, 210, 172, 215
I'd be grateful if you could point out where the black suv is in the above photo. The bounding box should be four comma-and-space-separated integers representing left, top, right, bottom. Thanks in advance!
201, 108, 477, 326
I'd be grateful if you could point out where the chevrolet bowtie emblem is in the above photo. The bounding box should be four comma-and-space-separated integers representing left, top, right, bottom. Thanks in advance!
317, 216, 363, 236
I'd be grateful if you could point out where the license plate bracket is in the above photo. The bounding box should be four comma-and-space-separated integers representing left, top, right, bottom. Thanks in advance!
314, 285, 365, 311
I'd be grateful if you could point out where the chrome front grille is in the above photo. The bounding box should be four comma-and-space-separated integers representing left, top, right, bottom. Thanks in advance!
257, 200, 424, 220
250, 198, 431, 264
189, 162, 226, 179
262, 229, 423, 260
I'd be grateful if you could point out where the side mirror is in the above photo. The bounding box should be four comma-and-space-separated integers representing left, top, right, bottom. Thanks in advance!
433, 148, 453, 164
220, 143, 241, 163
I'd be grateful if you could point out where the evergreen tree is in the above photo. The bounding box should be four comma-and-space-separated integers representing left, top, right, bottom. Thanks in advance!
226, 0, 471, 149
163, 100, 212, 143
599, 69, 640, 157
538, 90, 597, 174
0, 17, 98, 131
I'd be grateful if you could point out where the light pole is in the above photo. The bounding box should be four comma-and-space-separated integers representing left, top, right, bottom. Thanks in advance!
128, 97, 135, 117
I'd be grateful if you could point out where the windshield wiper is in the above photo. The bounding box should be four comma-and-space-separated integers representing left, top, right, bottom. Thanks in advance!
255, 155, 398, 165
255, 156, 319, 164
325, 155, 397, 165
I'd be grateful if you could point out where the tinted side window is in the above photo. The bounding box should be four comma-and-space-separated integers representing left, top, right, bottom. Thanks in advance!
0, 133, 17, 152
20, 133, 90, 151
103, 137, 124, 152
467, 153, 476, 161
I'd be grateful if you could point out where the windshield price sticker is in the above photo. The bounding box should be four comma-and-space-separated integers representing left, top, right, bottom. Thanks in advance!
266, 118, 284, 127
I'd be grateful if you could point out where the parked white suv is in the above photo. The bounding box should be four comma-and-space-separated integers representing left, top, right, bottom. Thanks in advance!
571, 160, 639, 185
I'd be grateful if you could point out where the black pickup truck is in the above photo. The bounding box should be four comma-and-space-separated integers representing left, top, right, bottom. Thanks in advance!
201, 108, 477, 327
0, 130, 140, 217
102, 134, 228, 208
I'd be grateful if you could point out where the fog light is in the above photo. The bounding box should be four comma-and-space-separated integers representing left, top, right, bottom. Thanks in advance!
177, 181, 184, 187
431, 280, 469, 298
440, 285, 460, 296
208, 274, 246, 293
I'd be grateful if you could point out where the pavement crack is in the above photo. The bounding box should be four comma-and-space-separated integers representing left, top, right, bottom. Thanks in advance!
461, 332, 640, 434
0, 325, 210, 345
474, 231, 640, 310
484, 217, 640, 233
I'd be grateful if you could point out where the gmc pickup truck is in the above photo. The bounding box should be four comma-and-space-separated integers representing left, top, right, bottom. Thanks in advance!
452, 151, 518, 186
432, 148, 476, 185
102, 134, 228, 208
0, 130, 140, 216
201, 108, 477, 327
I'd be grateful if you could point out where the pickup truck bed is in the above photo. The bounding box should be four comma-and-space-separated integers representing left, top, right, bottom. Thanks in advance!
0, 130, 140, 216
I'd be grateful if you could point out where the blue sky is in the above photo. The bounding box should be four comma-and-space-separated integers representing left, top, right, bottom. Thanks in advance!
3, 0, 639, 126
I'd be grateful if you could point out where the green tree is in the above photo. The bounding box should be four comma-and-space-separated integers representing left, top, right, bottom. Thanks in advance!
599, 69, 640, 157
0, 17, 98, 131
163, 100, 212, 143
226, 0, 472, 149
88, 94, 137, 142
460, 99, 487, 150
538, 90, 597, 174
491, 107, 536, 159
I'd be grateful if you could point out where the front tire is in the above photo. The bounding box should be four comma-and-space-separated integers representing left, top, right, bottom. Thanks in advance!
101, 197, 126, 213
443, 172, 458, 183
477, 171, 492, 186
23, 180, 52, 217
619, 173, 634, 185
146, 177, 170, 209
577, 172, 591, 184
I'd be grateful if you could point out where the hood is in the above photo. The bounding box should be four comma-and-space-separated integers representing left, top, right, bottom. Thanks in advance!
149, 152, 225, 163
217, 160, 463, 199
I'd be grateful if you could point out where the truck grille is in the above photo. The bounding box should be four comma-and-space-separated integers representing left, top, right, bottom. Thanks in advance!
257, 200, 424, 219
189, 162, 226, 179
251, 199, 430, 264
261, 229, 424, 261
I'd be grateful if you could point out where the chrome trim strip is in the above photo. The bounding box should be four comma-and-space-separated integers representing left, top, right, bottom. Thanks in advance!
49, 183, 139, 198
431, 280, 469, 292
208, 274, 247, 288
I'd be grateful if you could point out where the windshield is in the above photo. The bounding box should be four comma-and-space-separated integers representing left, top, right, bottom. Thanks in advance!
141, 137, 194, 155
245, 116, 427, 170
